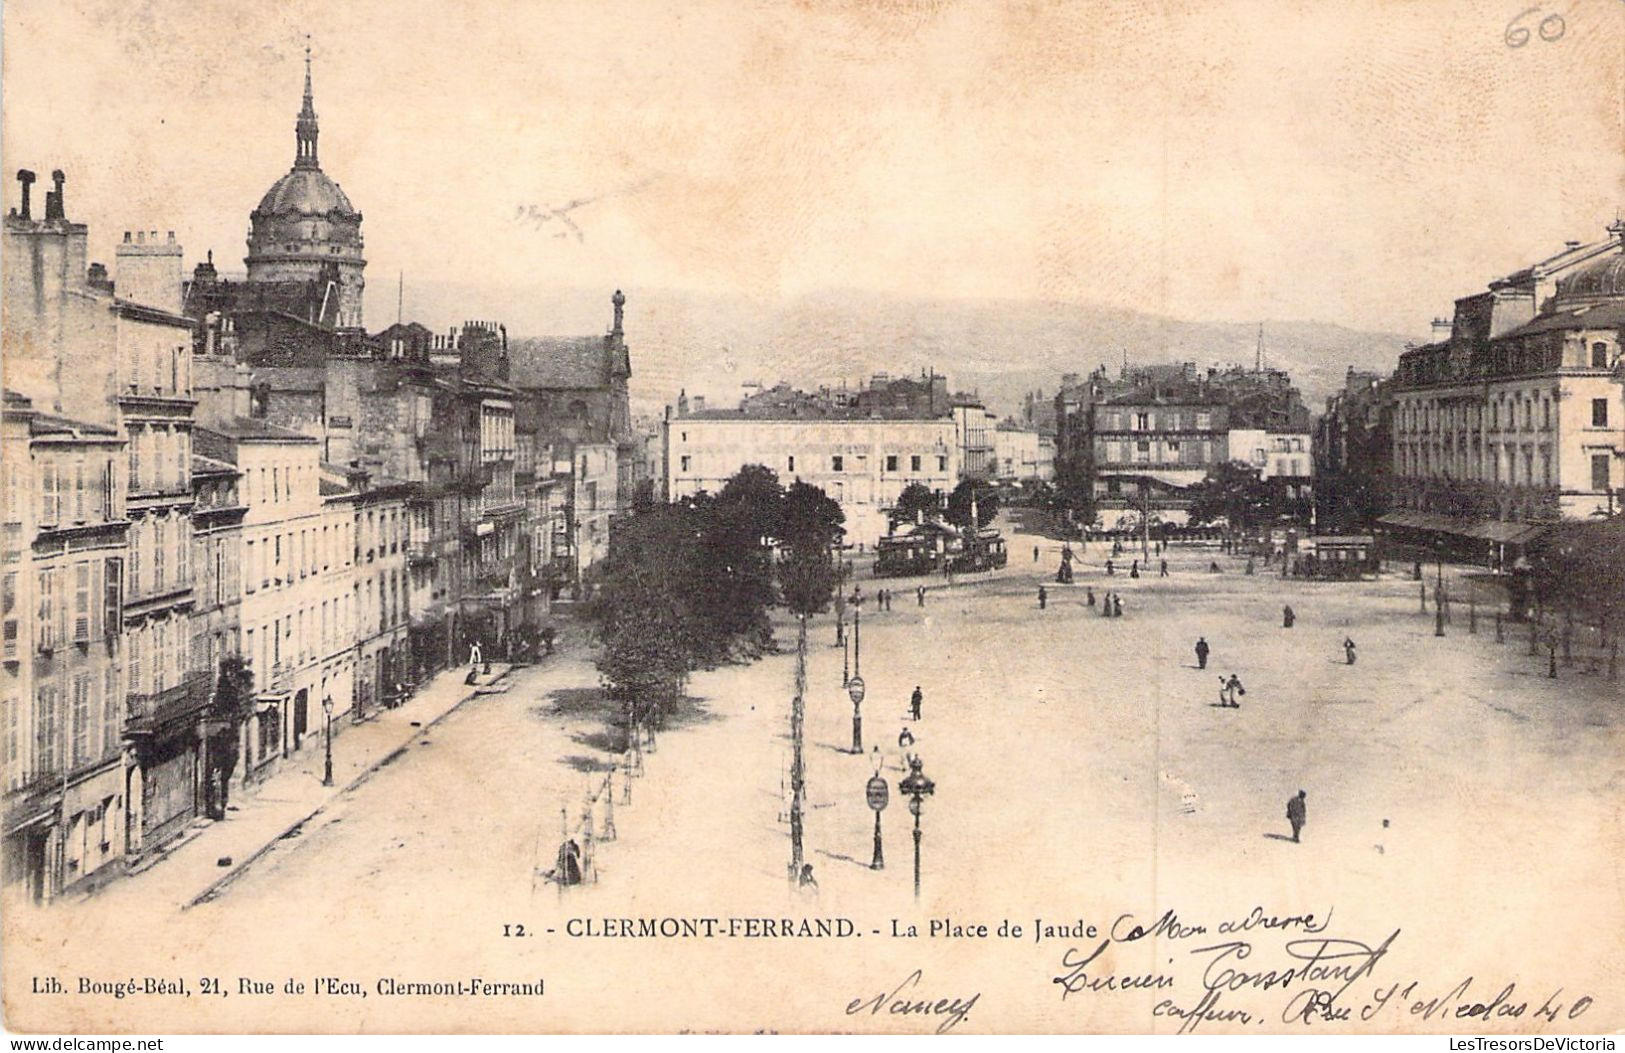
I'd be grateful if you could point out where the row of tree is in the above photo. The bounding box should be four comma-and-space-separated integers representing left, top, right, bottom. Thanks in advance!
890, 479, 1001, 530
589, 466, 846, 738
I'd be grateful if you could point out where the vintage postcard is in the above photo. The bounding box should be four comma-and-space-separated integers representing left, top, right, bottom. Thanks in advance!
2, 0, 1622, 1037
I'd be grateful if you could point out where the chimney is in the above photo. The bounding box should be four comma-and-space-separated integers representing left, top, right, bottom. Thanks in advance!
42, 169, 66, 221
1430, 317, 1452, 342
15, 169, 35, 219
115, 224, 185, 313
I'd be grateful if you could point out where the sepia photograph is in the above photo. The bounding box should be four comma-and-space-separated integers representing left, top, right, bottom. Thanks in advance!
1, 0, 1622, 1039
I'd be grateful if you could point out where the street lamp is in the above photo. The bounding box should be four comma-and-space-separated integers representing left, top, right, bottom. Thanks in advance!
848, 675, 867, 754
866, 747, 888, 871
321, 695, 334, 787
898, 753, 936, 900
852, 594, 863, 680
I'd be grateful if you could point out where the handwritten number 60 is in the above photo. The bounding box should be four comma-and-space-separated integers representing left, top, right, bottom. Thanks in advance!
1505, 7, 1566, 48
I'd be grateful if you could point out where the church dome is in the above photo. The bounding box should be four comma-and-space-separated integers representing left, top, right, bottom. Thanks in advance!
254, 167, 357, 218
1556, 252, 1625, 304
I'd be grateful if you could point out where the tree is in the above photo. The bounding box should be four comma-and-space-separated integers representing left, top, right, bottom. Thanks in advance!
890, 482, 941, 528
945, 479, 1000, 530
1186, 461, 1275, 533
205, 655, 256, 819
779, 483, 845, 616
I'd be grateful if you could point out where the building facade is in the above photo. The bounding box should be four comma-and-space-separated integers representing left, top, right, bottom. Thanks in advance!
1, 394, 129, 904
664, 412, 959, 546
1383, 222, 1625, 558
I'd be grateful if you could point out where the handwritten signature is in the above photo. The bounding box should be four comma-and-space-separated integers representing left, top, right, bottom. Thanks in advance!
845, 969, 981, 1034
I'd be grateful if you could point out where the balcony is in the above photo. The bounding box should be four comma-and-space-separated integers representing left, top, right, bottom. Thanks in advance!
127, 672, 213, 735
406, 540, 437, 565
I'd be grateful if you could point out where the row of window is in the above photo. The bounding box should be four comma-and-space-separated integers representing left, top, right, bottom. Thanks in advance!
675, 453, 951, 476
4, 559, 124, 656
38, 455, 120, 527
1, 671, 123, 788
1099, 410, 1216, 432
123, 340, 191, 400
127, 424, 190, 495
1398, 395, 1611, 436
128, 514, 189, 599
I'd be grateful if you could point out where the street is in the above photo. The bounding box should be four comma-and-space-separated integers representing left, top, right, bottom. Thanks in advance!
9, 521, 1622, 1033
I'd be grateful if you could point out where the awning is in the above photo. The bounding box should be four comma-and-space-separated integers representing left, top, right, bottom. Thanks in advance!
1378, 512, 1549, 545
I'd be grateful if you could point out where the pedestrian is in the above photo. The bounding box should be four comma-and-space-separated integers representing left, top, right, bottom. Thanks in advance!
1160, 558, 1168, 577
910, 685, 923, 721
917, 585, 926, 607
1246, 557, 1255, 576
1086, 586, 1096, 607
1034, 545, 1040, 563
1112, 594, 1123, 618
1413, 560, 1423, 581
1106, 559, 1115, 576
1038, 585, 1047, 610
1101, 591, 1112, 617
1209, 560, 1221, 573
556, 838, 583, 886
1130, 562, 1140, 579
1286, 790, 1307, 842
469, 641, 483, 669
1344, 637, 1357, 665
1420, 582, 1428, 612
799, 863, 819, 890
1195, 637, 1210, 670
1282, 604, 1295, 629
1225, 673, 1245, 708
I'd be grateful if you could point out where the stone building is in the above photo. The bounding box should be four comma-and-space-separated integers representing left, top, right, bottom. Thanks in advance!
2, 170, 207, 868
664, 398, 959, 546
1, 393, 129, 904
1382, 222, 1625, 561
243, 51, 366, 332
1313, 369, 1393, 533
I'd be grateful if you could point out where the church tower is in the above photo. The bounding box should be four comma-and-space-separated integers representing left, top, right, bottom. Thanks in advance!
244, 47, 366, 330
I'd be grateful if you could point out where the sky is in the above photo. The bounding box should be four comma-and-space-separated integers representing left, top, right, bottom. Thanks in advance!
3, 0, 1623, 339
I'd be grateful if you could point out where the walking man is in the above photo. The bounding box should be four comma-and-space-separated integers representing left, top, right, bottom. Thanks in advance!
1160, 558, 1168, 577
1038, 585, 1048, 610
1195, 637, 1210, 670
1034, 545, 1040, 563
910, 685, 923, 721
1286, 790, 1307, 843
1112, 593, 1123, 618
1225, 673, 1245, 708
1282, 604, 1295, 629
1344, 637, 1357, 665
917, 585, 926, 607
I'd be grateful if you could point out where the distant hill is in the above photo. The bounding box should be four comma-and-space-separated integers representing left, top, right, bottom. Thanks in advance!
390, 283, 1413, 419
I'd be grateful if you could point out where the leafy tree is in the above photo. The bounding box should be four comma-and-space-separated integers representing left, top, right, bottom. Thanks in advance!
205, 655, 256, 818
1186, 461, 1275, 533
945, 479, 1000, 530
779, 482, 845, 615
717, 464, 783, 543
890, 482, 941, 528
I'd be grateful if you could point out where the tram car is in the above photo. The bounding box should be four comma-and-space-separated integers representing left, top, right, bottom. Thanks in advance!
947, 528, 1009, 573
874, 531, 942, 577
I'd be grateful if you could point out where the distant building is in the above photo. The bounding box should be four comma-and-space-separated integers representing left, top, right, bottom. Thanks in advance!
665, 393, 959, 545
992, 421, 1047, 481
1314, 369, 1392, 533
951, 399, 997, 480
1054, 361, 1312, 530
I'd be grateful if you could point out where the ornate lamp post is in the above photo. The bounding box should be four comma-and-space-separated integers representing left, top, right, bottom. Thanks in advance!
852, 590, 863, 680
866, 747, 888, 871
898, 754, 936, 900
321, 695, 334, 787
848, 674, 867, 754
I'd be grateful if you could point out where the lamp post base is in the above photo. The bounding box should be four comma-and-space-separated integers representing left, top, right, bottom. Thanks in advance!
871, 812, 884, 870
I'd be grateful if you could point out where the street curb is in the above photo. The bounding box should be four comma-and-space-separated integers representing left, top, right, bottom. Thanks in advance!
183, 666, 515, 909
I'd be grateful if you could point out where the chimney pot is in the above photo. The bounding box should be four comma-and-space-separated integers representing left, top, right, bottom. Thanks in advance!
15, 169, 35, 220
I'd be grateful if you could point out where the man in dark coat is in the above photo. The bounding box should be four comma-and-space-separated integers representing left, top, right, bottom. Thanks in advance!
1195, 637, 1210, 670
1086, 586, 1096, 607
1224, 673, 1244, 708
1344, 637, 1357, 665
1106, 559, 1115, 576
1160, 559, 1169, 577
1283, 605, 1295, 629
1038, 586, 1047, 610
910, 686, 923, 720
1287, 790, 1307, 842
1112, 594, 1123, 618
917, 585, 926, 607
